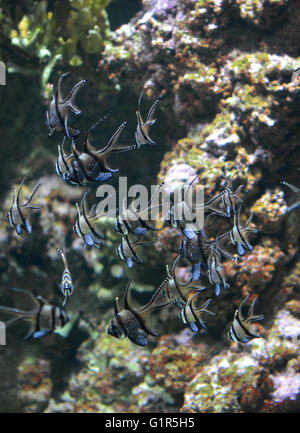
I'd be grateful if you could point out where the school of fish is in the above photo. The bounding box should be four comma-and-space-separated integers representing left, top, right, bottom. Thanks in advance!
3, 71, 298, 347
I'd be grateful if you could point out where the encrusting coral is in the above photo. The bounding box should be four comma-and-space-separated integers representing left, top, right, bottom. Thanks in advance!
0, 0, 300, 414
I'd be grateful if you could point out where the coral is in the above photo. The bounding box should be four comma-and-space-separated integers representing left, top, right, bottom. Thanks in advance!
0, 0, 111, 84
0, 0, 300, 414
182, 305, 300, 413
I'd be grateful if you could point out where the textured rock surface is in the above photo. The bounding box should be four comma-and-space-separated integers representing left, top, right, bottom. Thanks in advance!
0, 0, 300, 413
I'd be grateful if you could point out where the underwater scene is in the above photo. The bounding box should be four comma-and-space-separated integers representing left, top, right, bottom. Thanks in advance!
0, 0, 300, 415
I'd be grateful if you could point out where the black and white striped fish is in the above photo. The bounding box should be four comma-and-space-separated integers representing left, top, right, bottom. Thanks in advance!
156, 255, 207, 309
63, 118, 135, 186
73, 192, 105, 248
207, 242, 230, 296
228, 296, 263, 343
116, 235, 151, 268
115, 183, 164, 237
202, 172, 244, 218
7, 175, 42, 235
55, 137, 75, 179
0, 288, 69, 340
57, 248, 74, 306
226, 206, 258, 256
46, 72, 86, 139
107, 281, 162, 346
179, 232, 208, 281
135, 89, 163, 148
180, 294, 215, 333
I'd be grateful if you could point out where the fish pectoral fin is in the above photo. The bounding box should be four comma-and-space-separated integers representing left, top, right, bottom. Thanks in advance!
237, 243, 245, 256
15, 225, 22, 235
32, 329, 52, 339
189, 322, 200, 333
25, 220, 32, 234
133, 227, 148, 236
93, 171, 114, 182
191, 263, 201, 281
183, 228, 196, 240
84, 233, 94, 246
131, 333, 149, 347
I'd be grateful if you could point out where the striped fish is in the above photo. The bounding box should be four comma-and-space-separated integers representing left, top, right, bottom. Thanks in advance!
57, 248, 74, 306
228, 296, 263, 343
135, 89, 163, 148
55, 137, 75, 178
116, 235, 151, 268
166, 176, 201, 240
202, 172, 244, 218
180, 294, 215, 333
0, 288, 69, 341
115, 183, 164, 237
107, 281, 160, 346
7, 175, 42, 235
155, 255, 207, 309
227, 206, 258, 256
46, 72, 86, 139
207, 243, 230, 296
73, 192, 105, 248
64, 119, 135, 186
179, 233, 208, 281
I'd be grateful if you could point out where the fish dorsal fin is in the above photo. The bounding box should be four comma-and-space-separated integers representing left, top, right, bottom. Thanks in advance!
89, 204, 97, 218
114, 296, 122, 315
12, 188, 17, 207
16, 174, 30, 221
123, 281, 157, 337
57, 72, 70, 102
123, 281, 133, 312
81, 192, 90, 217
84, 114, 110, 154
58, 138, 69, 171
137, 89, 144, 114
75, 202, 81, 221
171, 254, 180, 278
72, 140, 82, 159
